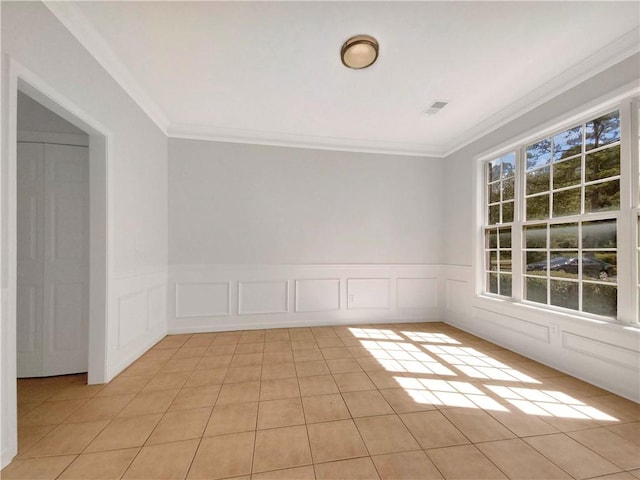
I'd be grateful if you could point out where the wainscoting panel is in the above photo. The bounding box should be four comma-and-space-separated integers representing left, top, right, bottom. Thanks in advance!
397, 277, 437, 310
295, 279, 340, 313
562, 332, 639, 370
108, 269, 168, 380
168, 264, 443, 333
117, 290, 147, 349
347, 278, 390, 310
239, 280, 289, 315
176, 282, 230, 318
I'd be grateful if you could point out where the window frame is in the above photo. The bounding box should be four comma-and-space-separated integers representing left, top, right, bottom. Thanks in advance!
476, 94, 639, 325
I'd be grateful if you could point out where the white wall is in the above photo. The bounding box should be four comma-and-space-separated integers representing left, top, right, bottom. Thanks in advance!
168, 139, 445, 332
18, 91, 86, 136
442, 54, 640, 402
1, 2, 168, 467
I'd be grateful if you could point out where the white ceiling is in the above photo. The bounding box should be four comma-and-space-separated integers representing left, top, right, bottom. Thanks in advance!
47, 1, 640, 157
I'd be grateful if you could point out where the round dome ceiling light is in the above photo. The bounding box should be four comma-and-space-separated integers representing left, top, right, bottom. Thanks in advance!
341, 35, 379, 69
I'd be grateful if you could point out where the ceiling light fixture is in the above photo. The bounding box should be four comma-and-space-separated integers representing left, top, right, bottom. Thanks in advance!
341, 35, 379, 69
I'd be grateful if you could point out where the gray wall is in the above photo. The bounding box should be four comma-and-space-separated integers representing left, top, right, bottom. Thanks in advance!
169, 139, 443, 265
18, 91, 87, 136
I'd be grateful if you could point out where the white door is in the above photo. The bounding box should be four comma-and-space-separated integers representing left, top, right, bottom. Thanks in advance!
17, 142, 89, 377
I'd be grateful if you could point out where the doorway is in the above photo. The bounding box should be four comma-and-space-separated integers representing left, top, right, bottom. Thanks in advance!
17, 92, 91, 377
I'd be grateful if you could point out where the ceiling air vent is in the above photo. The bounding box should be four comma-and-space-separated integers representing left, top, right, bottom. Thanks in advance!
423, 101, 448, 115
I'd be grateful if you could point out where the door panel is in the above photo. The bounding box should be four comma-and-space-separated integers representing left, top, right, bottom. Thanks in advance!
17, 143, 44, 377
42, 144, 89, 376
17, 142, 89, 377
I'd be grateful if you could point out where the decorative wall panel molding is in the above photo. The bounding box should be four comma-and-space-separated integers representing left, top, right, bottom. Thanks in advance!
295, 279, 340, 313
168, 264, 443, 333
117, 290, 147, 349
176, 282, 230, 318
562, 332, 639, 370
396, 277, 437, 310
239, 280, 289, 315
347, 278, 390, 310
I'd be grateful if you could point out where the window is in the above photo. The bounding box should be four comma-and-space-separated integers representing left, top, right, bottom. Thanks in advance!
484, 153, 515, 297
482, 102, 637, 323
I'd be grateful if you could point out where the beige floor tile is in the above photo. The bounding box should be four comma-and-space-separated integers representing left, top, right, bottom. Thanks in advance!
172, 346, 208, 359
17, 424, 55, 454
0, 455, 76, 480
441, 407, 517, 443
258, 397, 305, 429
216, 381, 260, 405
373, 450, 444, 480
307, 419, 368, 463
262, 351, 294, 364
263, 341, 292, 353
334, 372, 375, 392
356, 357, 387, 372
22, 420, 108, 457
197, 355, 233, 370
96, 376, 151, 397
590, 395, 640, 423
205, 402, 258, 436
141, 373, 190, 393
147, 407, 210, 444
85, 413, 162, 452
118, 389, 179, 417
342, 390, 394, 417
327, 358, 363, 374
298, 375, 339, 397
224, 365, 262, 383
19, 399, 87, 426
121, 359, 166, 377
204, 344, 236, 357
317, 337, 345, 348
540, 414, 601, 432
630, 469, 640, 479
66, 394, 135, 423
568, 427, 640, 470
366, 372, 403, 390
259, 377, 300, 401
160, 357, 200, 373
400, 410, 469, 449
58, 448, 139, 479
476, 438, 572, 479
265, 330, 290, 342
235, 342, 264, 354
239, 331, 265, 343
253, 425, 312, 473
47, 384, 104, 401
188, 431, 255, 480
315, 457, 380, 480
185, 368, 228, 388
251, 465, 315, 480
230, 353, 264, 368
143, 348, 179, 362
261, 362, 297, 380
170, 385, 220, 411
587, 473, 637, 479
293, 348, 324, 362
354, 414, 419, 455
607, 422, 640, 446
426, 444, 507, 479
123, 439, 198, 479
155, 335, 191, 349
302, 394, 351, 424
295, 360, 331, 377
526, 433, 621, 479
321, 347, 353, 360
487, 409, 559, 437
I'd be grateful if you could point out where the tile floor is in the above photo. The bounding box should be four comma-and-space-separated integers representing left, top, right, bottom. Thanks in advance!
2, 322, 639, 480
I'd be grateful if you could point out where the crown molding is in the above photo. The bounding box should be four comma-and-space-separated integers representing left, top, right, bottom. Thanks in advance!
43, 1, 170, 134
168, 123, 445, 158
442, 28, 640, 158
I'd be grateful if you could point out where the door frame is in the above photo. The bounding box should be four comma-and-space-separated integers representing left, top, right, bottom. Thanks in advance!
5, 58, 110, 386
